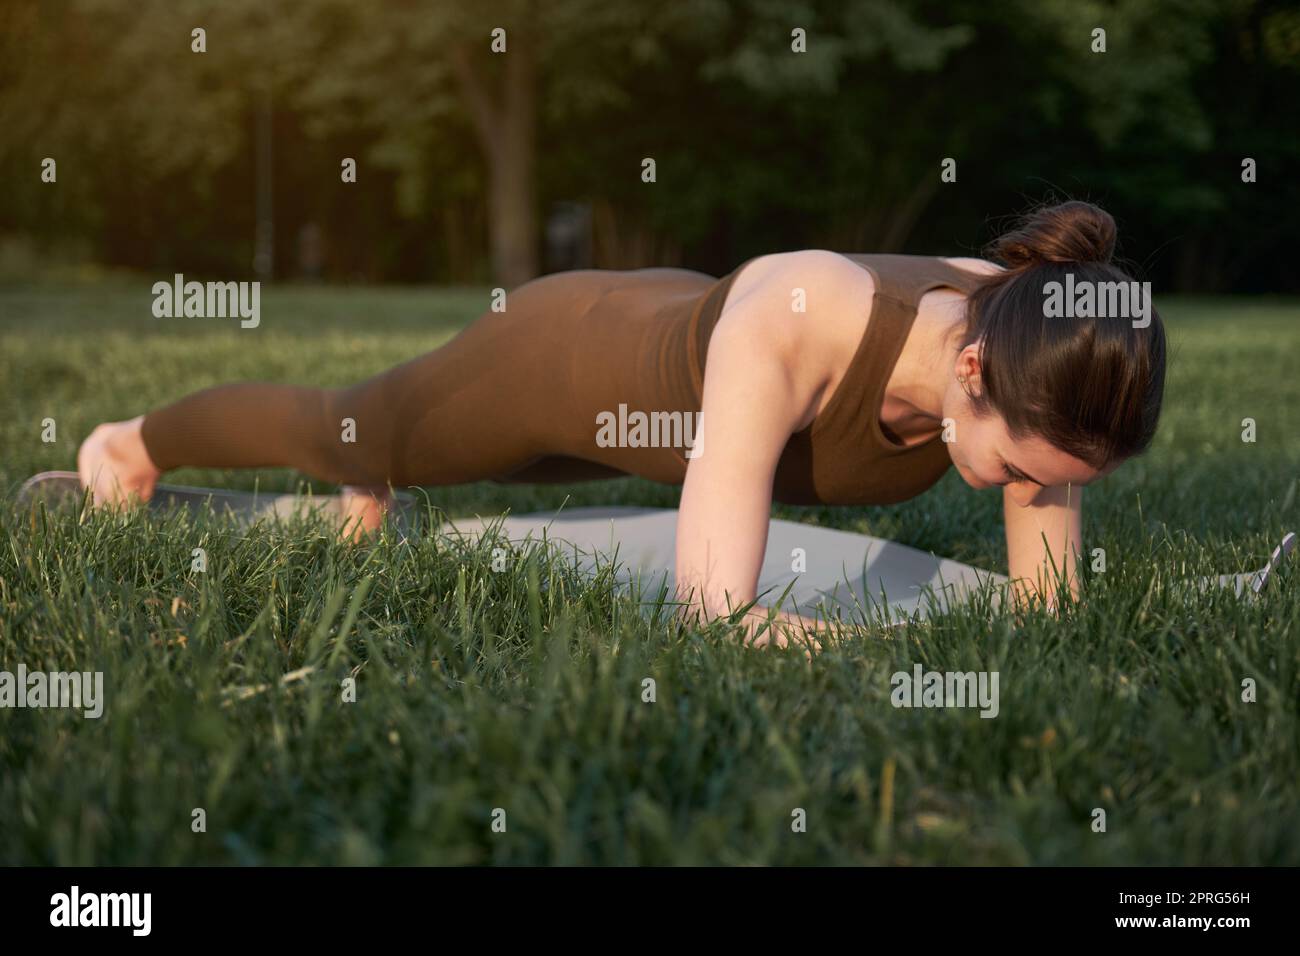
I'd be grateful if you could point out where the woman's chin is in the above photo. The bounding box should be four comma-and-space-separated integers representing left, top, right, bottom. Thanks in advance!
954, 462, 990, 489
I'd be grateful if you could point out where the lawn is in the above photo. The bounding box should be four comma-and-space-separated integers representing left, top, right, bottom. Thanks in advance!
1, 280, 1297, 864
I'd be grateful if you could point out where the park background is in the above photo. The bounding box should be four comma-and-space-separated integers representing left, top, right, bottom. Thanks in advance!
0, 0, 1298, 866
2, 0, 1299, 292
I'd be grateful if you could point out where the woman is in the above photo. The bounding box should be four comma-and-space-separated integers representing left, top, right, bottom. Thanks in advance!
78, 200, 1166, 647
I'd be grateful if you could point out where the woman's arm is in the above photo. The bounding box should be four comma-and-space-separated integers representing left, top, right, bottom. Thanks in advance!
674, 311, 810, 647
1003, 482, 1084, 611
674, 253, 872, 650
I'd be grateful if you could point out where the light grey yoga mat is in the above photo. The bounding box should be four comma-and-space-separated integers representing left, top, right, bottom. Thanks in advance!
442, 506, 1010, 624
16, 472, 1293, 624
14, 471, 423, 535
443, 509, 1295, 623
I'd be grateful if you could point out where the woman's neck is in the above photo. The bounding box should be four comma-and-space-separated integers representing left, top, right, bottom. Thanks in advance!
887, 289, 969, 426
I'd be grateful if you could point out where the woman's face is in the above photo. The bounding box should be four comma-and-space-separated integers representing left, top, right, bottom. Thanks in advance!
941, 347, 1115, 506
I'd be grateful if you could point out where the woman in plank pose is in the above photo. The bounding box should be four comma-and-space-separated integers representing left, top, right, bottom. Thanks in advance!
78, 200, 1166, 646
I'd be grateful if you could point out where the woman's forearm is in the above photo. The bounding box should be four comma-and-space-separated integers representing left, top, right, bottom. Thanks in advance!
1004, 482, 1084, 612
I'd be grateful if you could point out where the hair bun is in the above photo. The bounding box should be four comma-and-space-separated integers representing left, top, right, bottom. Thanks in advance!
992, 200, 1117, 268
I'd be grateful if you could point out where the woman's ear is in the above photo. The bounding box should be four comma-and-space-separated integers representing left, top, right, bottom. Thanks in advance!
955, 344, 983, 395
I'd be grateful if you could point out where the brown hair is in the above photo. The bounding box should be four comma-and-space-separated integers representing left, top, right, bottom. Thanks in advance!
959, 200, 1166, 469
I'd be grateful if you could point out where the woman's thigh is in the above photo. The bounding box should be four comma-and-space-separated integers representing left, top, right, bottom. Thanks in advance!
325, 268, 713, 487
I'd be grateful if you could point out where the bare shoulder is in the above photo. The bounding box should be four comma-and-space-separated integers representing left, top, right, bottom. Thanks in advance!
714, 249, 875, 350
726, 249, 876, 306
708, 251, 877, 425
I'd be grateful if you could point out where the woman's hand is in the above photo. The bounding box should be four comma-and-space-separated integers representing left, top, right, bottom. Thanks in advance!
742, 605, 827, 655
675, 597, 826, 657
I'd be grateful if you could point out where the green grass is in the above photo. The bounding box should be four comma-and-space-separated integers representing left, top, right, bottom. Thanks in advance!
1, 281, 1298, 865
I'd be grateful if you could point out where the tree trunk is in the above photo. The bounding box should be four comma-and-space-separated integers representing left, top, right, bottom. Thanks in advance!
491, 39, 537, 289
450, 8, 539, 290
880, 169, 940, 253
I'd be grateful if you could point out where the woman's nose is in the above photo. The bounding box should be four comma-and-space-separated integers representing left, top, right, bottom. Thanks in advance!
1004, 482, 1038, 506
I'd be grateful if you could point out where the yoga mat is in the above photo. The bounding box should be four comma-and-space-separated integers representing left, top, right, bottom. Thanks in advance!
442, 506, 1008, 624
14, 471, 423, 535
15, 472, 1293, 625
440, 511, 1293, 624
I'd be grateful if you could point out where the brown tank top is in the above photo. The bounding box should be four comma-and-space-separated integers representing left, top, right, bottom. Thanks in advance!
686, 254, 986, 506
136, 251, 989, 502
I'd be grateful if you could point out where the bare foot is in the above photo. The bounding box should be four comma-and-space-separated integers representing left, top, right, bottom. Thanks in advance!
338, 485, 392, 540
77, 415, 162, 507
